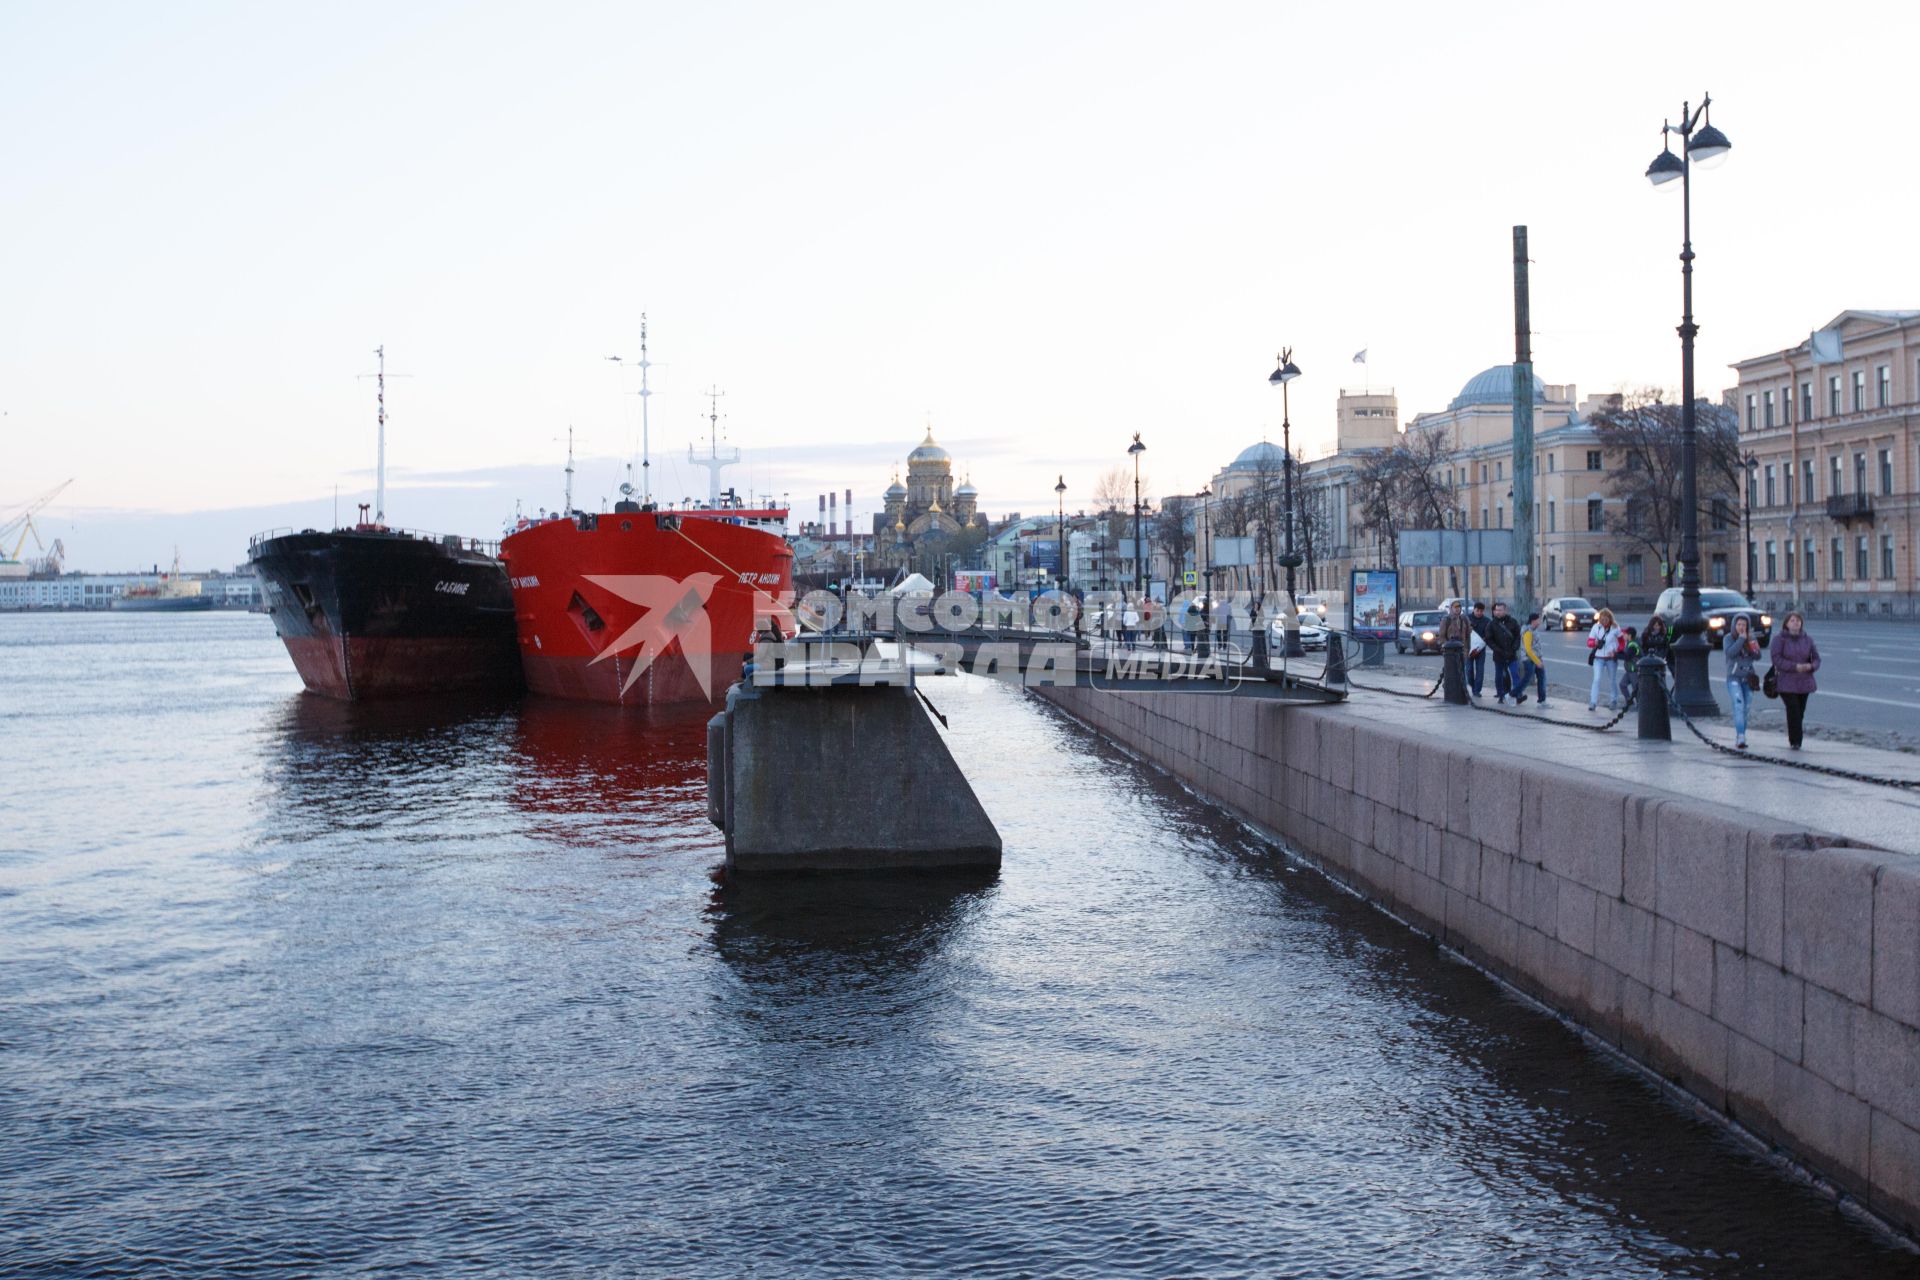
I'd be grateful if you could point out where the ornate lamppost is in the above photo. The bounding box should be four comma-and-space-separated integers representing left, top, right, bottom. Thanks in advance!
1055, 474, 1068, 598
1645, 92, 1732, 717
1128, 433, 1146, 597
1267, 348, 1305, 657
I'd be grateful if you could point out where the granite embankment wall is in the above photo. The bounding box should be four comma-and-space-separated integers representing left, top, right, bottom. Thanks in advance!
1035, 685, 1920, 1237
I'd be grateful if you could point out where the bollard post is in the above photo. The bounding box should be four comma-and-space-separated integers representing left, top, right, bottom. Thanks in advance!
1442, 639, 1469, 704
1361, 638, 1385, 667
1636, 654, 1671, 740
1324, 633, 1348, 687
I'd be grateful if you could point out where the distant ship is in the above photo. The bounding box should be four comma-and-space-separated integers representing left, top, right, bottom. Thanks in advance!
113, 551, 215, 611
248, 347, 520, 699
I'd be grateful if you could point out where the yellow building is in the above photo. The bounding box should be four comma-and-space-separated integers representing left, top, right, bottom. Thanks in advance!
1730, 309, 1919, 618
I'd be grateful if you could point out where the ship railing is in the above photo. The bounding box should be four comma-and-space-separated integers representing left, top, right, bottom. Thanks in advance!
248, 526, 502, 558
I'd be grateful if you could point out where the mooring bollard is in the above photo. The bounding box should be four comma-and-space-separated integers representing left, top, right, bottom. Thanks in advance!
1636, 653, 1671, 740
1442, 639, 1469, 704
1324, 633, 1348, 687
1360, 638, 1385, 668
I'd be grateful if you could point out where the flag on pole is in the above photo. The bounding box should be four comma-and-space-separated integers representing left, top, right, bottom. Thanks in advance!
1352, 348, 1368, 364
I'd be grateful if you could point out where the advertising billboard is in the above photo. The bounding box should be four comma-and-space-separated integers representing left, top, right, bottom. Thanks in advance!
1349, 568, 1399, 641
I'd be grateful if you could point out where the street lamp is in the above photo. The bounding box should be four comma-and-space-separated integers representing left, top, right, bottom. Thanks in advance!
1741, 452, 1758, 596
1646, 91, 1731, 717
1055, 474, 1068, 598
1128, 433, 1146, 598
1267, 348, 1305, 657
1199, 483, 1214, 654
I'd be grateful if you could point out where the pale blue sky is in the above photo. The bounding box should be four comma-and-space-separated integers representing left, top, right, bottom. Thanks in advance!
4, 1, 1915, 569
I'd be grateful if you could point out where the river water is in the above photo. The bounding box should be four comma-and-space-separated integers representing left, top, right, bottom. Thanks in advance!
1, 611, 1912, 1278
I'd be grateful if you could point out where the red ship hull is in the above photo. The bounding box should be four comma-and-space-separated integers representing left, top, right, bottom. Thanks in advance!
501, 510, 793, 706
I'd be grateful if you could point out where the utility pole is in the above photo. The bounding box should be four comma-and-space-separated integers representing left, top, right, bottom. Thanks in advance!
1512, 226, 1537, 618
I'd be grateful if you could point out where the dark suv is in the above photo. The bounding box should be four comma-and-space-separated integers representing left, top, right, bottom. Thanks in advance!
1651, 587, 1772, 649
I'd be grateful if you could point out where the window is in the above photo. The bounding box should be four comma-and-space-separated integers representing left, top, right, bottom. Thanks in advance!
1495, 505, 1503, 528
1831, 537, 1845, 581
1586, 450, 1603, 471
1747, 470, 1758, 510
1829, 375, 1842, 416
1480, 464, 1488, 484
1857, 535, 1870, 580
1765, 540, 1778, 582
1547, 500, 1556, 533
1496, 460, 1504, 481
1855, 452, 1867, 495
1878, 365, 1891, 407
1763, 390, 1775, 428
1883, 534, 1896, 580
1587, 498, 1604, 531
1764, 464, 1776, 507
1626, 554, 1644, 587
1547, 453, 1556, 473
1831, 454, 1844, 495
1587, 553, 1605, 585
1479, 508, 1487, 529
1785, 542, 1795, 583
1802, 458, 1815, 501
1711, 497, 1730, 530
1881, 448, 1894, 496
1803, 538, 1815, 582
1549, 554, 1557, 585
1784, 471, 1795, 507
1853, 370, 1866, 412
1800, 381, 1813, 422
1746, 394, 1758, 430
1710, 553, 1728, 586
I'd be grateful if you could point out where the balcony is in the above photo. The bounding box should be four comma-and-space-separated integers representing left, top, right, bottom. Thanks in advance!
1826, 493, 1874, 522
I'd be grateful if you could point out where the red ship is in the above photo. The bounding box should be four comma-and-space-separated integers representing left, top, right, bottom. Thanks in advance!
500, 501, 793, 705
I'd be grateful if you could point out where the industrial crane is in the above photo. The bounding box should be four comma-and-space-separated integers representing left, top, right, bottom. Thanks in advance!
1, 479, 74, 566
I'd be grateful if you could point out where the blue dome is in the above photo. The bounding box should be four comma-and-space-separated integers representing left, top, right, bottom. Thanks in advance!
1449, 365, 1546, 411
1229, 441, 1287, 470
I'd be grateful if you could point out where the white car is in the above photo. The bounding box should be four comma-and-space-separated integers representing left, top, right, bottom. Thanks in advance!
1296, 593, 1330, 618
1270, 615, 1329, 652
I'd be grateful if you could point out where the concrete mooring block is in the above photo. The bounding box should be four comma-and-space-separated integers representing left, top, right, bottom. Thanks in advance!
709, 680, 1002, 874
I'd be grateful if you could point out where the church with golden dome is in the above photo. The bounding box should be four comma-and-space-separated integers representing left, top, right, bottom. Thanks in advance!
875, 427, 983, 542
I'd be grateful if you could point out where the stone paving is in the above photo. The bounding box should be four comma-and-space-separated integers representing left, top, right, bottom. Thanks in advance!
1341, 666, 1920, 858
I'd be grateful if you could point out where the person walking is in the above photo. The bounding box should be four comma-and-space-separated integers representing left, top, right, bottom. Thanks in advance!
1617, 625, 1641, 704
1467, 601, 1491, 698
1769, 610, 1821, 749
1587, 608, 1624, 712
1521, 611, 1548, 706
1490, 601, 1526, 704
1723, 613, 1762, 750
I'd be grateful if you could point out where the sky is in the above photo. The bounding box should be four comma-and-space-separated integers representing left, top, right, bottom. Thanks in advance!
4, 0, 1916, 571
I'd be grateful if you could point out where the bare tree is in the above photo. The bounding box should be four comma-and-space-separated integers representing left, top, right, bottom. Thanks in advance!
1092, 466, 1132, 515
1591, 390, 1740, 586
1353, 426, 1456, 566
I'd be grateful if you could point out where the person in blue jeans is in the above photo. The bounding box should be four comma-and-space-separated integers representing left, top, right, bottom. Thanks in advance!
1467, 601, 1490, 697
1723, 612, 1762, 749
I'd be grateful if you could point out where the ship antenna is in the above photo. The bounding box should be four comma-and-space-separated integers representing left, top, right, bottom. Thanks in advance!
564, 426, 575, 515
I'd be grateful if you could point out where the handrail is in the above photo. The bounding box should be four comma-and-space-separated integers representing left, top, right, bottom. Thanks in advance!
247, 526, 502, 557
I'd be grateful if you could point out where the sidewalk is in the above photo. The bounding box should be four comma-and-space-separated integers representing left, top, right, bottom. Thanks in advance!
1341, 667, 1920, 858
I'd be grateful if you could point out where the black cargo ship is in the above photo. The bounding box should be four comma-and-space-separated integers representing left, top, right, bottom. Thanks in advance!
249, 524, 520, 700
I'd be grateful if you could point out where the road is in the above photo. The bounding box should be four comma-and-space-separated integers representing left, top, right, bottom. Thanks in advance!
1352, 614, 1920, 749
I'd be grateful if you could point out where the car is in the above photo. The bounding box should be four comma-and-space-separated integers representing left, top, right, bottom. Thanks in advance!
1396, 609, 1446, 655
1650, 587, 1772, 649
1269, 616, 1329, 652
1295, 593, 1330, 619
1542, 596, 1599, 631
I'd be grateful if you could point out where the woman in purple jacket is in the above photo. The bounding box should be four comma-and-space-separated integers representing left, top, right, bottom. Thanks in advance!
1768, 610, 1821, 749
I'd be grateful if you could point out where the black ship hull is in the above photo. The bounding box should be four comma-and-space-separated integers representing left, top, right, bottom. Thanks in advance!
249, 529, 521, 699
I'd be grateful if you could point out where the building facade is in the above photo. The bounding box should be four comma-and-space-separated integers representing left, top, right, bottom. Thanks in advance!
1730, 310, 1920, 618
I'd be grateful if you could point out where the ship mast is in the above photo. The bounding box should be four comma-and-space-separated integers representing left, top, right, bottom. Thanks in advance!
689, 385, 741, 507
564, 426, 575, 515
374, 345, 387, 524
638, 314, 653, 507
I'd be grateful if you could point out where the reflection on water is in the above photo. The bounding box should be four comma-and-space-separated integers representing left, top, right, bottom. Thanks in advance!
0, 613, 1913, 1278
